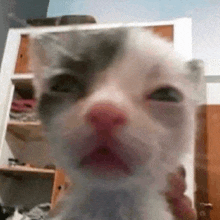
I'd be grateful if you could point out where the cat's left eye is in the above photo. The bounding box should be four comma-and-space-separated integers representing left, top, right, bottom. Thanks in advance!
49, 74, 81, 93
147, 86, 183, 103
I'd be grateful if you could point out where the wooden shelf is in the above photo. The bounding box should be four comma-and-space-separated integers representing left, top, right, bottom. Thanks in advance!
0, 165, 55, 179
15, 35, 30, 73
7, 120, 45, 141
12, 74, 34, 96
11, 73, 34, 83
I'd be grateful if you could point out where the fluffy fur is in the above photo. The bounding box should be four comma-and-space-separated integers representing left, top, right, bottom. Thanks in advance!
29, 26, 203, 220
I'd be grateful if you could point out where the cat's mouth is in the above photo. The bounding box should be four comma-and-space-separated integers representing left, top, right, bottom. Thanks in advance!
79, 146, 131, 177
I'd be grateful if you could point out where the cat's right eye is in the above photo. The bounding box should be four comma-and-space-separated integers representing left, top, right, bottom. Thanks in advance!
49, 74, 81, 93
147, 86, 183, 103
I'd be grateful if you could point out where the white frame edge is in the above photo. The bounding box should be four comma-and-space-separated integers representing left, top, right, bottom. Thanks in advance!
173, 17, 193, 61
9, 18, 179, 35
0, 29, 21, 158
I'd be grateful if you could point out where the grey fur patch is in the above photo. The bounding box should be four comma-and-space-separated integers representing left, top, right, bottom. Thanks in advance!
35, 28, 129, 124
186, 59, 204, 85
79, 189, 139, 219
61, 189, 141, 220
37, 27, 128, 77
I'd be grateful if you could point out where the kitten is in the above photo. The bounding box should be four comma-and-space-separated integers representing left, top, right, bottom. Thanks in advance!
29, 25, 203, 220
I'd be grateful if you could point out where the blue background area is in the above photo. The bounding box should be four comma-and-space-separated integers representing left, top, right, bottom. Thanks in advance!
47, 0, 220, 68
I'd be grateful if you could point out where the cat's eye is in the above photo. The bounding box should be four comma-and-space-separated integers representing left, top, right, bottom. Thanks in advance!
147, 86, 183, 103
49, 74, 81, 93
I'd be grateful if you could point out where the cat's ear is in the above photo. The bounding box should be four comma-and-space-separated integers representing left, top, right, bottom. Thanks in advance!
29, 34, 53, 98
29, 33, 67, 98
186, 59, 204, 87
29, 32, 81, 98
186, 59, 205, 103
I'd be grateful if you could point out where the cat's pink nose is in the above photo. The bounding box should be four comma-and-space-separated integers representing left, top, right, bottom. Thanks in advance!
86, 103, 127, 132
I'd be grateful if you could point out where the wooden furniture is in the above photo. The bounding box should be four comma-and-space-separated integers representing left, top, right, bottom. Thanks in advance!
0, 18, 193, 210
0, 29, 67, 210
195, 105, 220, 220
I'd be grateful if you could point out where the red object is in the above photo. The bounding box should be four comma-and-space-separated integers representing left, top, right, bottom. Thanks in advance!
11, 99, 36, 112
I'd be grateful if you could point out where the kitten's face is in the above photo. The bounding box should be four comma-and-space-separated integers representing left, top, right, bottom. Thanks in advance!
30, 27, 202, 182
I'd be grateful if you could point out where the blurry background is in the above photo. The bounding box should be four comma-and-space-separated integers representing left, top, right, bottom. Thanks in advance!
0, 0, 49, 64
0, 1, 219, 218
0, 0, 220, 75
47, 0, 220, 76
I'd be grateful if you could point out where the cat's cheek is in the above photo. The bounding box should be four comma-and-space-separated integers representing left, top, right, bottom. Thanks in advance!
147, 101, 187, 128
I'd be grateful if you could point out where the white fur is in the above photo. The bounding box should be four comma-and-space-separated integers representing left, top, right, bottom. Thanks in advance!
30, 28, 200, 220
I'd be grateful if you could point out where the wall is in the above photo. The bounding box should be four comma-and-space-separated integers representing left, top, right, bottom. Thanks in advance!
0, 0, 50, 67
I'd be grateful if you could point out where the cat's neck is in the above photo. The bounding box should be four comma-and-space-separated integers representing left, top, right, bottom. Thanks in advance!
49, 172, 170, 220
54, 185, 145, 220
48, 163, 173, 220
79, 188, 142, 219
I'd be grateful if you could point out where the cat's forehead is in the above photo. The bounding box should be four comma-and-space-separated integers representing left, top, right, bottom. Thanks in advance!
34, 26, 184, 77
